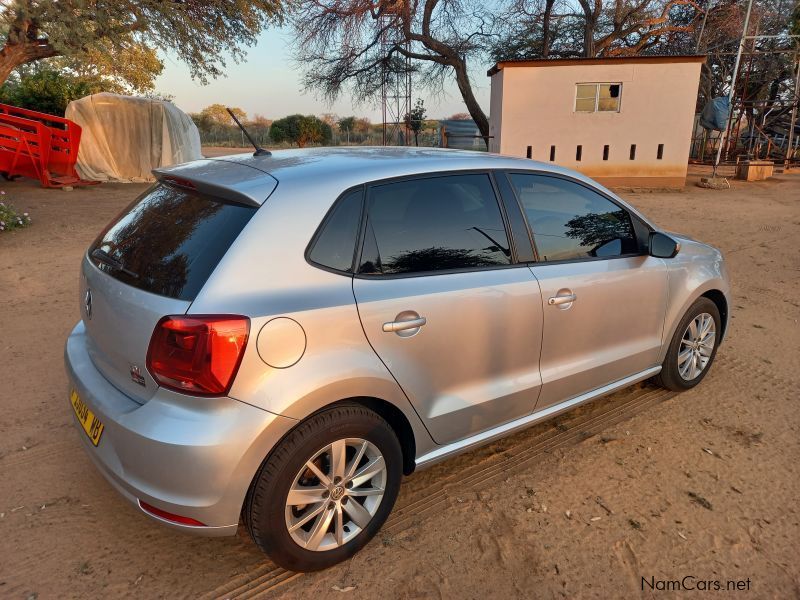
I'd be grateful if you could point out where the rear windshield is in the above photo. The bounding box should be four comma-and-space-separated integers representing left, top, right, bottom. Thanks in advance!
89, 183, 256, 300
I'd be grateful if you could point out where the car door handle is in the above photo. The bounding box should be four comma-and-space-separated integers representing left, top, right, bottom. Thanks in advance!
548, 293, 577, 306
382, 317, 427, 332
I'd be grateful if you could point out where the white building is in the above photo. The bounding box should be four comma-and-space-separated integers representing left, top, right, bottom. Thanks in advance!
488, 55, 705, 188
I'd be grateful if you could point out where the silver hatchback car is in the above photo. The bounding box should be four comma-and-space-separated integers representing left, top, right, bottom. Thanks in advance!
65, 147, 729, 571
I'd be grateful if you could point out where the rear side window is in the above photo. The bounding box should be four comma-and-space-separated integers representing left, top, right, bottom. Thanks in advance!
307, 189, 363, 273
509, 174, 637, 262
90, 183, 256, 300
358, 174, 511, 275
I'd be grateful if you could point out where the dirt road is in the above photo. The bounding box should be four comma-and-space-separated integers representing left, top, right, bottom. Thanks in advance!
0, 170, 798, 599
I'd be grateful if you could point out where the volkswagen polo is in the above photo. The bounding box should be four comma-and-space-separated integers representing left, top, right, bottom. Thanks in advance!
65, 147, 730, 571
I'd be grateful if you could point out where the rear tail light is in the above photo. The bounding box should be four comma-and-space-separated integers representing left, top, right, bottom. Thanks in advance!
146, 315, 249, 396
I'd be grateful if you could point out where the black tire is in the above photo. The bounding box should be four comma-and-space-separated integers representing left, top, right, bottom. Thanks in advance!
245, 403, 402, 572
654, 297, 721, 392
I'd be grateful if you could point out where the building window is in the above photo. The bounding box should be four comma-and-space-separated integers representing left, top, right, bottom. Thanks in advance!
575, 83, 622, 113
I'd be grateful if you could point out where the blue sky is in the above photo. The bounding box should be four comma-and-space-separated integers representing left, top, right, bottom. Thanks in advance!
153, 26, 492, 122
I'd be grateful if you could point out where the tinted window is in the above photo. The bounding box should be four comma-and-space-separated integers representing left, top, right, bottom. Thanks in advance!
359, 174, 511, 275
308, 189, 363, 272
509, 174, 637, 262
90, 184, 256, 300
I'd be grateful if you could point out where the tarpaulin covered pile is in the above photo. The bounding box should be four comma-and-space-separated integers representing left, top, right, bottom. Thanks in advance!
65, 93, 202, 182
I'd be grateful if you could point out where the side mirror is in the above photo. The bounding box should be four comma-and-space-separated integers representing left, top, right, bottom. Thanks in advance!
649, 232, 680, 258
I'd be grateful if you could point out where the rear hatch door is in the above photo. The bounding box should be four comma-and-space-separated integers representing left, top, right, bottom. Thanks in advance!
81, 181, 259, 403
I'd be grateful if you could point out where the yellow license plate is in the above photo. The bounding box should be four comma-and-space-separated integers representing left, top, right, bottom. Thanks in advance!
70, 389, 104, 446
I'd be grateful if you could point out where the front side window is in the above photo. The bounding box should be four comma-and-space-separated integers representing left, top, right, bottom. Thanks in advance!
359, 174, 512, 275
509, 174, 638, 262
575, 83, 622, 112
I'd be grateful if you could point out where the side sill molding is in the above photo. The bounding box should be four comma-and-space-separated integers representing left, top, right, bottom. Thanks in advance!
414, 366, 662, 469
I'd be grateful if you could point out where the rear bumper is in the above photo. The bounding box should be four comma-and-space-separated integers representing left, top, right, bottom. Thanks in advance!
64, 321, 296, 535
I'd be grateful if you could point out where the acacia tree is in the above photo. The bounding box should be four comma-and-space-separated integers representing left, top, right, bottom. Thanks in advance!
692, 0, 798, 144
0, 0, 282, 88
491, 0, 703, 60
291, 0, 493, 144
200, 104, 248, 125
692, 0, 797, 103
587, 0, 702, 56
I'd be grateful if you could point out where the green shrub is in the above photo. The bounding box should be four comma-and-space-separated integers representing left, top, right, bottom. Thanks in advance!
270, 114, 332, 147
0, 196, 32, 232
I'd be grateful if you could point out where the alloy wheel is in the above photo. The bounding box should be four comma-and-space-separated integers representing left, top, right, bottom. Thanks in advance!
678, 312, 716, 381
285, 438, 387, 552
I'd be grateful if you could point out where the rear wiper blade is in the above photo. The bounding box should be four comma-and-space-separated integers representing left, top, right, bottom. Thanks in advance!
90, 248, 139, 279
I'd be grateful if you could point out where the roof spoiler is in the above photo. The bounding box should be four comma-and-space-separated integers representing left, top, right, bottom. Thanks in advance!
152, 160, 278, 208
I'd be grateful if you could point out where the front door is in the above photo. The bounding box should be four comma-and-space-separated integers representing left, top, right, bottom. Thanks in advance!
506, 172, 668, 410
352, 173, 543, 445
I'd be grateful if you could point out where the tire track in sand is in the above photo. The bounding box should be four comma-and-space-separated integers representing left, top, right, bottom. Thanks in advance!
203, 381, 687, 597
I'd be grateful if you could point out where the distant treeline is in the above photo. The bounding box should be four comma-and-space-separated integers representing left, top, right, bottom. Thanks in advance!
190, 103, 445, 148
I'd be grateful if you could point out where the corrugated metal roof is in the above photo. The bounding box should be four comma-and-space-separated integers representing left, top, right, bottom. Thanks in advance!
488, 55, 707, 76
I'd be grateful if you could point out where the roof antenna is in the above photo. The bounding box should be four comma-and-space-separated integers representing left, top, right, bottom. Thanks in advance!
226, 107, 271, 157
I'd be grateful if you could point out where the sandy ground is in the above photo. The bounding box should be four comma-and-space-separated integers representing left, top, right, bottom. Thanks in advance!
0, 166, 798, 599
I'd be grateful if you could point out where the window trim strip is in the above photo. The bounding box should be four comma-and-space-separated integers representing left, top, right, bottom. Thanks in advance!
307, 167, 656, 280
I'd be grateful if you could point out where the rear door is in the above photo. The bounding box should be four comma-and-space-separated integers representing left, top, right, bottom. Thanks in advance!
81, 182, 257, 403
352, 173, 543, 445
505, 172, 668, 410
